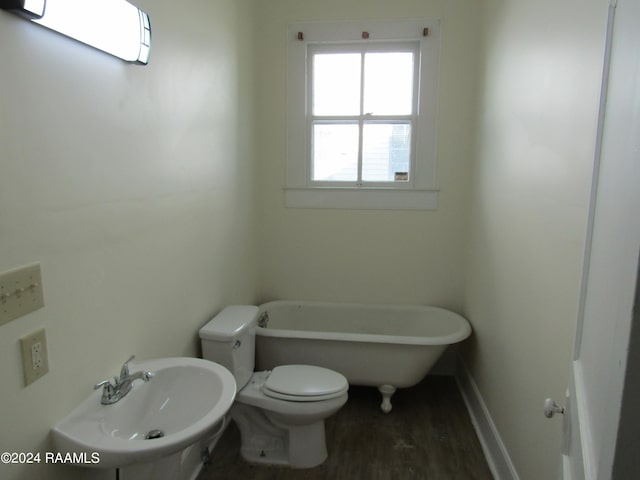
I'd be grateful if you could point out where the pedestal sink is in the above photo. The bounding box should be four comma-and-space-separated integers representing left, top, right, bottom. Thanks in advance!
52, 357, 236, 469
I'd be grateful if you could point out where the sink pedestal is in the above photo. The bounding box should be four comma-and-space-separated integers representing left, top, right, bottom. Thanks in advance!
119, 451, 181, 480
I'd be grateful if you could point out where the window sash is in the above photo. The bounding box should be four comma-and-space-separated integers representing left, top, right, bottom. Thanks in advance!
307, 42, 420, 188
310, 119, 416, 187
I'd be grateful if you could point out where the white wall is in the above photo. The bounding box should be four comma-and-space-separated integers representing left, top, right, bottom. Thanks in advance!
463, 0, 609, 478
0, 1, 256, 479
254, 0, 481, 310
0, 1, 617, 479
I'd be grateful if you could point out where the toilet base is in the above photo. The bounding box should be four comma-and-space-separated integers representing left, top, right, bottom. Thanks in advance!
232, 403, 328, 468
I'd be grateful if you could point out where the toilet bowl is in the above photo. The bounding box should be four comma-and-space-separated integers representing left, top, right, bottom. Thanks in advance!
199, 306, 348, 468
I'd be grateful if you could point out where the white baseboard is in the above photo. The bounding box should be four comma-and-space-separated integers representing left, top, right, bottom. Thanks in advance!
456, 357, 520, 480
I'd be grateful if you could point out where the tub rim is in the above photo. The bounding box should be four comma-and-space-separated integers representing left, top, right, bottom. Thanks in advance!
256, 300, 471, 346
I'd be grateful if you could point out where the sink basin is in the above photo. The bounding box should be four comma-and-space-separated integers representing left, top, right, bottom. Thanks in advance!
52, 357, 236, 468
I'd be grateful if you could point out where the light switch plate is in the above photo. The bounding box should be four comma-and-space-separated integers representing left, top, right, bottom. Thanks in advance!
0, 263, 44, 326
20, 328, 49, 386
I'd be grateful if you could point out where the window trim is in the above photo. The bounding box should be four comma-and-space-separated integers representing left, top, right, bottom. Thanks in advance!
286, 19, 441, 210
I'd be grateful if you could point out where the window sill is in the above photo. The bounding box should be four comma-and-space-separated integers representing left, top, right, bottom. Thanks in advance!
284, 187, 438, 210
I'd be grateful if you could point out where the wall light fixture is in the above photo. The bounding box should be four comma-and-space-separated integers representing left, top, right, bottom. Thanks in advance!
0, 0, 151, 64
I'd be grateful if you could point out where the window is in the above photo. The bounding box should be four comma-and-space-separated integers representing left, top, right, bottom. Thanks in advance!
286, 19, 441, 210
310, 45, 417, 184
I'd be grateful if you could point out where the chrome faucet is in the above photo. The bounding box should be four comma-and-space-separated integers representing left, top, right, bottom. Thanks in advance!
94, 355, 153, 405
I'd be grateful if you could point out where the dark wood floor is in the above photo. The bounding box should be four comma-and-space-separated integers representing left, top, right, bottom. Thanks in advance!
198, 376, 493, 480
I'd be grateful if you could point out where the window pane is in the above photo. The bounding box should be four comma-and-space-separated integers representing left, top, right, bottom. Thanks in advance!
312, 123, 359, 181
363, 52, 414, 115
313, 53, 361, 116
362, 123, 411, 182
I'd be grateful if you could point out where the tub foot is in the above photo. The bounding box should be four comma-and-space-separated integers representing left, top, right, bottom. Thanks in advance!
377, 385, 396, 414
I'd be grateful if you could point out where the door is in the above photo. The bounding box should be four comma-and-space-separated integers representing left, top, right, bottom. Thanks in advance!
562, 0, 640, 478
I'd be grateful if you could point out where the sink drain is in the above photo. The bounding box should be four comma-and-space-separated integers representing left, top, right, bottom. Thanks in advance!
145, 429, 164, 440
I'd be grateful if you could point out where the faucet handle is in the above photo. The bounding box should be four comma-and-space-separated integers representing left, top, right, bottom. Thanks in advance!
120, 355, 136, 379
94, 377, 118, 392
94, 377, 119, 405
94, 379, 114, 390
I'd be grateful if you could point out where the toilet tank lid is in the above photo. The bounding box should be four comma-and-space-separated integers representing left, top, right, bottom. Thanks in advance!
199, 305, 259, 341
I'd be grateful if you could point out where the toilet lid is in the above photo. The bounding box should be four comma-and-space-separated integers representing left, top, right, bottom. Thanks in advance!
262, 365, 348, 401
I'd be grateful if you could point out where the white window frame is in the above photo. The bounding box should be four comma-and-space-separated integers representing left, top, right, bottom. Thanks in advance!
286, 19, 441, 210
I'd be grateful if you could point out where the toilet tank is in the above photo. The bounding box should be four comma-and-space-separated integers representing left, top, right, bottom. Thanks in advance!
199, 305, 259, 392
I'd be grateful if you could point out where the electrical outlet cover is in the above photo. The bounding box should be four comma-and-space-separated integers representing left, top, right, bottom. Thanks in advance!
20, 328, 49, 386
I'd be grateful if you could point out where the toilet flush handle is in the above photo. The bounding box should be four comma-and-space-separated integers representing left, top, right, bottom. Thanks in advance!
233, 340, 241, 349
544, 398, 565, 418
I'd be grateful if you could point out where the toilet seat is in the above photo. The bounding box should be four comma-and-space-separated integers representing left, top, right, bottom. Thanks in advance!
262, 365, 348, 402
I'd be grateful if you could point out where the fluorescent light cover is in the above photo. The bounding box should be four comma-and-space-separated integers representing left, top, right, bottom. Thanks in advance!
32, 0, 150, 64
23, 0, 45, 16
0, 0, 45, 18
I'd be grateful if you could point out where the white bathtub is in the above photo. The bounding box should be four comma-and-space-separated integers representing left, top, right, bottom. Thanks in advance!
255, 300, 471, 413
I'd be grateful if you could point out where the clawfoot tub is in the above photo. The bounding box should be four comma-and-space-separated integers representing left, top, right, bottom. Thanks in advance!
254, 301, 471, 413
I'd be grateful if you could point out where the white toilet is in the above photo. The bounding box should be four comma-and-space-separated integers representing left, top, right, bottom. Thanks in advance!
199, 305, 348, 468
